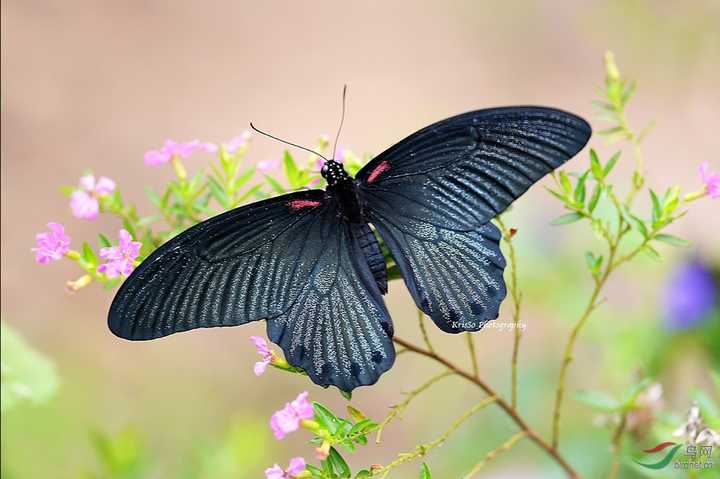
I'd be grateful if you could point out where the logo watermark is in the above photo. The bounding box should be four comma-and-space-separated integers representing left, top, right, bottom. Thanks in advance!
635, 441, 715, 471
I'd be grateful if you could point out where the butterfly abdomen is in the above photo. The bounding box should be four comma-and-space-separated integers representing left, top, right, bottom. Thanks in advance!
351, 223, 388, 294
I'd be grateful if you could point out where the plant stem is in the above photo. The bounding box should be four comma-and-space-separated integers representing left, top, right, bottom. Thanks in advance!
393, 336, 580, 478
496, 216, 523, 409
376, 395, 498, 478
465, 333, 479, 377
417, 309, 435, 354
551, 240, 618, 449
463, 431, 528, 478
607, 413, 627, 479
375, 370, 455, 444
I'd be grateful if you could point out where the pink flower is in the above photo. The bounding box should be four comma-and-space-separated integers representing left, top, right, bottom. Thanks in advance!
32, 222, 71, 264
334, 146, 345, 163
70, 174, 116, 220
700, 162, 720, 198
257, 158, 280, 173
265, 457, 306, 479
250, 336, 273, 375
97, 229, 141, 278
270, 391, 314, 439
144, 139, 217, 166
223, 131, 252, 154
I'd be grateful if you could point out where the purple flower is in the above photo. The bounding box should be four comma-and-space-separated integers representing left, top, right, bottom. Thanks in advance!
250, 336, 273, 376
257, 158, 280, 173
265, 457, 306, 479
32, 222, 71, 264
70, 174, 116, 220
270, 391, 314, 439
700, 162, 720, 198
664, 258, 717, 329
144, 139, 217, 166
97, 229, 142, 278
223, 131, 252, 154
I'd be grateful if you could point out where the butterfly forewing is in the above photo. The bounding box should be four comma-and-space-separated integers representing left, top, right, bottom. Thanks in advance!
108, 190, 329, 340
357, 107, 592, 230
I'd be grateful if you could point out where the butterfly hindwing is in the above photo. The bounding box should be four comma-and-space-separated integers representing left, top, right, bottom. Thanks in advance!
108, 190, 330, 340
266, 208, 395, 392
356, 107, 591, 332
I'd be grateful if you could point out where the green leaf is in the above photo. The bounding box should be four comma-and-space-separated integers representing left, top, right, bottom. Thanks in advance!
621, 378, 653, 410
283, 151, 301, 189
387, 264, 402, 281
641, 244, 662, 261
545, 187, 567, 203
603, 151, 621, 176
235, 184, 263, 204
559, 171, 572, 194
573, 390, 621, 412
60, 185, 76, 197
1, 321, 59, 413
207, 176, 230, 209
98, 234, 112, 248
327, 447, 351, 478
589, 150, 604, 180
598, 126, 625, 137
654, 234, 690, 247
354, 470, 371, 479
264, 175, 286, 194
551, 212, 583, 225
632, 170, 644, 190
82, 241, 98, 267
420, 462, 432, 479
346, 405, 365, 422
233, 167, 255, 190
649, 189, 662, 225
340, 390, 353, 401
312, 402, 340, 434
584, 251, 602, 275
588, 184, 602, 213
574, 171, 588, 206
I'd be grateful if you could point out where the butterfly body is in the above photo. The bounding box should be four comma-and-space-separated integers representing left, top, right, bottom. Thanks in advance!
109, 106, 591, 392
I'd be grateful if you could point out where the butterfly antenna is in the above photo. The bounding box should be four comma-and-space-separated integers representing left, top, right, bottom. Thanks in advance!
250, 123, 328, 162
332, 84, 348, 161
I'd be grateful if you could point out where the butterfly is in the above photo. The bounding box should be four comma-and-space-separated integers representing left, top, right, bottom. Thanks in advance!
108, 106, 591, 392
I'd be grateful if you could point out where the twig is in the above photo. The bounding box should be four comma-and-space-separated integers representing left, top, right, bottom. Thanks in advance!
417, 309, 435, 354
463, 431, 528, 478
392, 336, 580, 478
375, 370, 455, 444
376, 396, 498, 478
607, 413, 627, 479
496, 215, 523, 409
465, 333, 479, 378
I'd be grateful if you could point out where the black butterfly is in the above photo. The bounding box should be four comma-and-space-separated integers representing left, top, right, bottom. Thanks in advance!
108, 106, 591, 392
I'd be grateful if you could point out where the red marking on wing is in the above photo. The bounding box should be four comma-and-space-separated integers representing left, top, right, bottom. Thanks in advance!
287, 199, 322, 211
367, 160, 391, 183
643, 442, 677, 453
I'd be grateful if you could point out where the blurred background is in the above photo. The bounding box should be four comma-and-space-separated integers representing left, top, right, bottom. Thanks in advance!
2, 1, 719, 478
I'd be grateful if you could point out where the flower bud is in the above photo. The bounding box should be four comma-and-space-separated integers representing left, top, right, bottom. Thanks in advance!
66, 274, 92, 293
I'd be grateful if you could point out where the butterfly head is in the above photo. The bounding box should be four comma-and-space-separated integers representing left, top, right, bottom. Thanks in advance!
321, 160, 350, 186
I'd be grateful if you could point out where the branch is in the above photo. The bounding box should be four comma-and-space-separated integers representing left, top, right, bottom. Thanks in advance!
375, 396, 498, 478
375, 370, 455, 444
392, 336, 580, 478
496, 215, 523, 409
463, 431, 528, 478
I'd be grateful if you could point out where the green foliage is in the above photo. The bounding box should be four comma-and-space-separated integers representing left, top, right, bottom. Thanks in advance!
0, 320, 59, 414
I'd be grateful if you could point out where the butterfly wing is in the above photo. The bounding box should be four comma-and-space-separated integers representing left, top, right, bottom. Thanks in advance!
356, 106, 591, 332
266, 207, 395, 392
108, 189, 331, 340
109, 189, 394, 391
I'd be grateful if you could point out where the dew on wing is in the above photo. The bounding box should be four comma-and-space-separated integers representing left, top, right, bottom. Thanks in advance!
287, 199, 322, 211
367, 160, 391, 183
